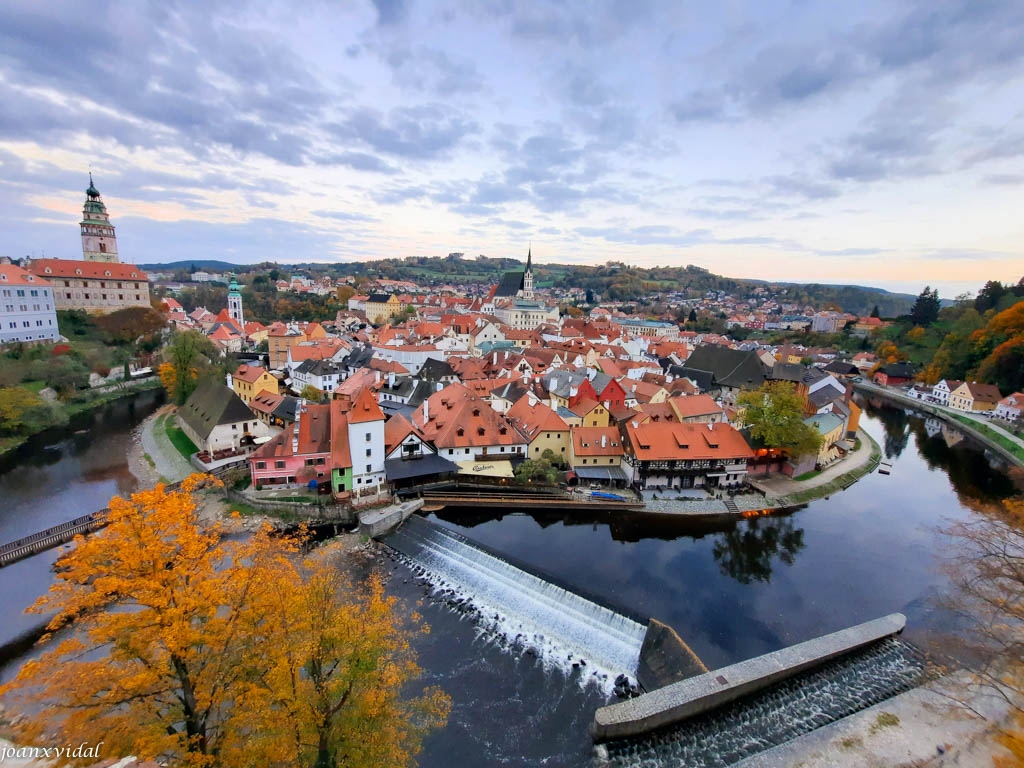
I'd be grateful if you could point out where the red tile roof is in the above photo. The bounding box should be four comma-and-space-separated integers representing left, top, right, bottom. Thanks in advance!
233, 364, 272, 384
347, 386, 385, 424
571, 426, 623, 457
623, 421, 753, 462
330, 398, 351, 468
0, 262, 51, 287
506, 398, 569, 441
28, 258, 148, 281
252, 403, 331, 458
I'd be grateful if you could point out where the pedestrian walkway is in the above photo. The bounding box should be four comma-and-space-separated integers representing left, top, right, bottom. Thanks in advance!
748, 429, 878, 500
140, 407, 193, 483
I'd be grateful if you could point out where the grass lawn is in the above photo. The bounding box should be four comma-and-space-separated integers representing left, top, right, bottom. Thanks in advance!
793, 470, 822, 482
22, 380, 46, 394
164, 415, 198, 460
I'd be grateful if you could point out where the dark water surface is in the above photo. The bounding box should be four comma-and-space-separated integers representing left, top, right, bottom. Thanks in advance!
0, 389, 164, 659
0, 393, 1016, 766
399, 400, 1016, 767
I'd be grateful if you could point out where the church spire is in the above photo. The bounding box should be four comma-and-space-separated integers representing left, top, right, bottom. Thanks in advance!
526, 244, 532, 272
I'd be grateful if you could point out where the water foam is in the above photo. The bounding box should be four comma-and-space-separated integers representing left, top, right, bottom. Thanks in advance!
384, 515, 647, 694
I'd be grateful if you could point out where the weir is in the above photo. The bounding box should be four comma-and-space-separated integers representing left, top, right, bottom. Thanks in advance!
383, 515, 648, 686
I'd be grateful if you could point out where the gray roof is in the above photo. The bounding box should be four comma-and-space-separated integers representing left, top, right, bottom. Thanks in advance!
419, 357, 455, 381
684, 346, 765, 390
368, 293, 394, 303
272, 395, 300, 422
495, 270, 525, 297
179, 380, 254, 441
296, 358, 345, 376
808, 384, 845, 409
768, 362, 806, 382
668, 366, 714, 393
342, 345, 374, 370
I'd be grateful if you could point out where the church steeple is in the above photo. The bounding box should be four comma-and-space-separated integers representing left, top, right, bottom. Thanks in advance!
227, 273, 244, 327
80, 175, 119, 263
522, 245, 534, 301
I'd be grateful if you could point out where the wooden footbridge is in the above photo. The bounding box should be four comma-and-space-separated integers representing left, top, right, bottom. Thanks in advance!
0, 511, 108, 569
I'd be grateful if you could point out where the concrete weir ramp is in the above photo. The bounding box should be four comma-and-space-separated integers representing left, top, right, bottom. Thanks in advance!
594, 614, 926, 767
383, 515, 648, 686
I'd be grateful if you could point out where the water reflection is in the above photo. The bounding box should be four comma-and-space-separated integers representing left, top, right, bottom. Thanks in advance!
711, 515, 806, 585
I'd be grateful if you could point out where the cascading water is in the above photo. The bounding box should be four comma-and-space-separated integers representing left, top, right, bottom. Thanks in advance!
601, 636, 928, 768
384, 515, 647, 691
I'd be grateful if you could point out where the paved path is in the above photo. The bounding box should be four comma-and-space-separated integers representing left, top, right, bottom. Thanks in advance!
139, 407, 193, 483
748, 428, 878, 499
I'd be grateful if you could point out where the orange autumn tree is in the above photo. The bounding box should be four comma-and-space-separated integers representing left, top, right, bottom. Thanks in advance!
0, 475, 448, 767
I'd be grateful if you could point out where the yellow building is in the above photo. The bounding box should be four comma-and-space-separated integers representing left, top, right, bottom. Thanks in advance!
506, 398, 572, 463
949, 381, 1002, 412
364, 293, 405, 325
229, 364, 279, 404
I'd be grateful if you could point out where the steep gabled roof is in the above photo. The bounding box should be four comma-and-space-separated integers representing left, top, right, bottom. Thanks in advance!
684, 345, 765, 390
348, 385, 385, 423
179, 381, 255, 441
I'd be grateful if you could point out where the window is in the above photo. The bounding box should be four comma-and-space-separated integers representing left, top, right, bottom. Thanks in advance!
100, 282, 106, 288
16, 290, 24, 297
275, 460, 286, 469
365, 448, 372, 457
365, 464, 371, 473
117, 282, 122, 288
256, 461, 266, 469
365, 432, 371, 442
30, 290, 38, 297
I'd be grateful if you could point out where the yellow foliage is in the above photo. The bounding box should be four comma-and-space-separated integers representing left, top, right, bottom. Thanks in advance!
0, 475, 448, 767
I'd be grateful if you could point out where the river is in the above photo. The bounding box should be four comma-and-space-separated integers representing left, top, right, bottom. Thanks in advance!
0, 388, 165, 664
0, 393, 1017, 766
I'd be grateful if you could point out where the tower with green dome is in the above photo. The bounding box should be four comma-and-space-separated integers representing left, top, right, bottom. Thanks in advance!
227, 274, 244, 327
80, 173, 119, 263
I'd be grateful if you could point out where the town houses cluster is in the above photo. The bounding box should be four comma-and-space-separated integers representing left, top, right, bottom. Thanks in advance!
161, 250, 896, 506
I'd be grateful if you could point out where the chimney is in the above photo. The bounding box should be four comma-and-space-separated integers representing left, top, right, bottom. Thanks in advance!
225, 372, 233, 388
504, 351, 509, 360
423, 398, 430, 423
493, 352, 498, 366
388, 371, 395, 388
601, 434, 607, 448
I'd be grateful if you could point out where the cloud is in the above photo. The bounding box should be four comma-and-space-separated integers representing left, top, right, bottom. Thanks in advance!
371, 0, 407, 26
387, 46, 484, 96
322, 152, 398, 174
764, 175, 840, 200
312, 209, 378, 223
329, 105, 478, 159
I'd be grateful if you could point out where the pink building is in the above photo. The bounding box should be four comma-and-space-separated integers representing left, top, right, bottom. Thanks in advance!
249, 402, 331, 491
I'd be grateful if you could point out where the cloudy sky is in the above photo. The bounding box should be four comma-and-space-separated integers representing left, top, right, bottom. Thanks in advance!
1, 0, 1022, 295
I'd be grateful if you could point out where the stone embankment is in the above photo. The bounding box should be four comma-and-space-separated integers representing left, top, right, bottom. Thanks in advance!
592, 613, 906, 742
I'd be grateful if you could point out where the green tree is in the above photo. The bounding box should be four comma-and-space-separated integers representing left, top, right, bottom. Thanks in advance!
161, 330, 218, 404
299, 384, 325, 402
974, 280, 1006, 312
688, 308, 698, 323
514, 455, 558, 485
0, 477, 449, 768
30, 355, 90, 395
0, 387, 65, 435
909, 286, 940, 327
737, 382, 822, 457
94, 306, 167, 345
870, 305, 880, 318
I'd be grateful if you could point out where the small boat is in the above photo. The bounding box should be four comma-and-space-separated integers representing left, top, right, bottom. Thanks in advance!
43, 443, 62, 451
878, 460, 893, 475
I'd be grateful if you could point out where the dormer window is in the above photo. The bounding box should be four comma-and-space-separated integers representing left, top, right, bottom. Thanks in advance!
477, 426, 486, 436
104, 270, 111, 277
456, 427, 464, 437
75, 269, 82, 275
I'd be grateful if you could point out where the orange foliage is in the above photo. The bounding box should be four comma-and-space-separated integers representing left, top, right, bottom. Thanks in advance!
0, 476, 448, 767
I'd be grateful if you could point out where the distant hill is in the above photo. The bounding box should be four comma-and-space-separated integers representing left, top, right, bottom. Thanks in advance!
140, 255, 917, 316
139, 260, 245, 273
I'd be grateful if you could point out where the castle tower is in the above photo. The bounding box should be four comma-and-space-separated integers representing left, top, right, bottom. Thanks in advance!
522, 246, 534, 300
227, 274, 244, 327
80, 174, 119, 263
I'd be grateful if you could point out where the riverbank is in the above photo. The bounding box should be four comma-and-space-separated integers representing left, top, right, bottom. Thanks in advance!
854, 381, 1024, 467
0, 379, 163, 459
640, 428, 881, 518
